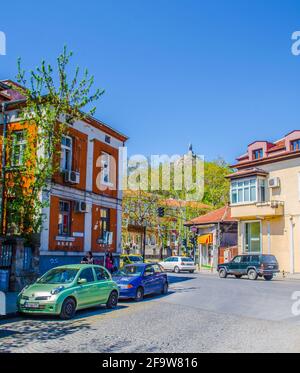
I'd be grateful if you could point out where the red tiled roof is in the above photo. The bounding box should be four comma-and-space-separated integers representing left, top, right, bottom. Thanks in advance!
226, 167, 269, 179
185, 205, 236, 226
267, 140, 286, 153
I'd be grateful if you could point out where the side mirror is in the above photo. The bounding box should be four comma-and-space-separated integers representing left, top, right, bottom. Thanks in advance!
78, 278, 87, 285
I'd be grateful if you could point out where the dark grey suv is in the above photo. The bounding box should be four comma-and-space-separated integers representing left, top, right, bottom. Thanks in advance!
217, 254, 280, 281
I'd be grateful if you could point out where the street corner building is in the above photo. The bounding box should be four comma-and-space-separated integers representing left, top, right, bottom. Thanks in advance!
185, 205, 238, 269
227, 131, 300, 274
0, 80, 128, 286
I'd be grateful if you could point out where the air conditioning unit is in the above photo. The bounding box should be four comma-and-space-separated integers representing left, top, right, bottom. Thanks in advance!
64, 170, 80, 184
74, 200, 88, 213
268, 177, 280, 188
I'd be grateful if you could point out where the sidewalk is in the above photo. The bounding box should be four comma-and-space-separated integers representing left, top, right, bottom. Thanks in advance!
195, 268, 300, 281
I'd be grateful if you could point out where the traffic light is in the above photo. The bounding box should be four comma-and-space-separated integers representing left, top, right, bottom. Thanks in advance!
189, 237, 196, 246
157, 207, 165, 217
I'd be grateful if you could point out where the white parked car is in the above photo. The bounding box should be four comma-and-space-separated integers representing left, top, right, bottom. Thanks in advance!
159, 256, 196, 273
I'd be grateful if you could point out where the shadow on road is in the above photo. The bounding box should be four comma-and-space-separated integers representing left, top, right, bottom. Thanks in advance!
167, 275, 196, 284
0, 304, 127, 352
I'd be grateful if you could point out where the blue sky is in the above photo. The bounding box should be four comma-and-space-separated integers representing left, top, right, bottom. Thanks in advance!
1, 0, 300, 164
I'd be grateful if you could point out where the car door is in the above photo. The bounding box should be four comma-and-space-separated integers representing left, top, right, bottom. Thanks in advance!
141, 266, 156, 294
93, 266, 113, 303
241, 255, 250, 275
162, 258, 172, 271
229, 256, 242, 274
75, 267, 98, 307
152, 264, 165, 292
172, 257, 179, 271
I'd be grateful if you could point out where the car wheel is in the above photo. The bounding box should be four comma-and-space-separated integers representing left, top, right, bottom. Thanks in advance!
247, 269, 258, 280
161, 282, 168, 295
264, 274, 273, 281
135, 287, 144, 302
235, 275, 242, 279
189, 270, 195, 273
174, 266, 180, 274
60, 297, 76, 320
219, 268, 227, 278
106, 291, 118, 309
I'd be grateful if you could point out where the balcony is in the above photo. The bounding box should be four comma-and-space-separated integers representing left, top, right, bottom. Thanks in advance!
230, 200, 284, 219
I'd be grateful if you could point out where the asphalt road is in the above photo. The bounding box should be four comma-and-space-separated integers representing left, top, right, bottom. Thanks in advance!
1, 273, 300, 353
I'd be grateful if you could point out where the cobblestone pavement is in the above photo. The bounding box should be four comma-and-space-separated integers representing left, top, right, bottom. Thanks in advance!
1, 273, 300, 353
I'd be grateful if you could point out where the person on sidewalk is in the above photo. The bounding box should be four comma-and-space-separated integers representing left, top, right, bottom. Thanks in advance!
105, 252, 114, 273
81, 251, 94, 264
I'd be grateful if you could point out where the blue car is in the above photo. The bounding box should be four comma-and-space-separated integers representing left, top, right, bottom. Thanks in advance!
113, 263, 168, 301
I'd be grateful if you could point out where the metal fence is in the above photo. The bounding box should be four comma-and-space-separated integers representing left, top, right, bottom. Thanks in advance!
0, 243, 13, 268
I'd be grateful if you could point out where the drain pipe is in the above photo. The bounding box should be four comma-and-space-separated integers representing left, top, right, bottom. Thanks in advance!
289, 216, 295, 274
0, 102, 8, 236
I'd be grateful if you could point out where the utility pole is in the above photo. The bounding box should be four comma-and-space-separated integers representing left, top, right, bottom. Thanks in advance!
0, 102, 7, 236
142, 225, 146, 263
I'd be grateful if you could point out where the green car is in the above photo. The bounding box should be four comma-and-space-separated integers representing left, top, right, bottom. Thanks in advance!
17, 264, 119, 319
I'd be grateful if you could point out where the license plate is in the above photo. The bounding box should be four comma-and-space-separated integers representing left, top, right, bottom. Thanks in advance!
24, 302, 39, 309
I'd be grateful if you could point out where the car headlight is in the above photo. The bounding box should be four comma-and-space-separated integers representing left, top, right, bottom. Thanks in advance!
119, 284, 134, 289
50, 286, 65, 295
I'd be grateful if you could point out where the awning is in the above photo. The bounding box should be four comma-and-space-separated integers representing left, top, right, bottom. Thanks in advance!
197, 234, 213, 245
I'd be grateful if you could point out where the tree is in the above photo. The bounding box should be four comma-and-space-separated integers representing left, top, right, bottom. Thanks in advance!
202, 158, 232, 208
2, 46, 103, 239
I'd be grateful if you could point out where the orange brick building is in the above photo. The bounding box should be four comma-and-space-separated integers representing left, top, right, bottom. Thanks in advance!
0, 80, 128, 273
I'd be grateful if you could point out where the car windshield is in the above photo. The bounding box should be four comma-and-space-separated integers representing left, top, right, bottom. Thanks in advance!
128, 256, 143, 262
181, 257, 194, 262
37, 268, 79, 284
116, 266, 144, 277
262, 255, 278, 264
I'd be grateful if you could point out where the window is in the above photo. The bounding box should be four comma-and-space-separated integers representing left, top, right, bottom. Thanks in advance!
101, 152, 111, 184
231, 178, 257, 204
58, 201, 71, 236
232, 256, 242, 263
94, 267, 110, 281
150, 235, 156, 245
78, 268, 95, 283
153, 264, 162, 273
99, 208, 110, 242
253, 149, 263, 160
38, 268, 78, 284
60, 135, 73, 171
244, 222, 261, 253
105, 135, 111, 144
259, 179, 266, 202
241, 255, 250, 263
250, 255, 259, 263
11, 131, 27, 166
144, 266, 154, 276
291, 139, 300, 151
231, 177, 267, 205
251, 255, 259, 263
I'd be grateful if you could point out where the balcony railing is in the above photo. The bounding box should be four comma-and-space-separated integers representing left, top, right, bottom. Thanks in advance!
230, 200, 284, 219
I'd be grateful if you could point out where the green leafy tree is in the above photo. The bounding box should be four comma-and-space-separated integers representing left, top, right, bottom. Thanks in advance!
2, 46, 103, 239
202, 158, 232, 208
